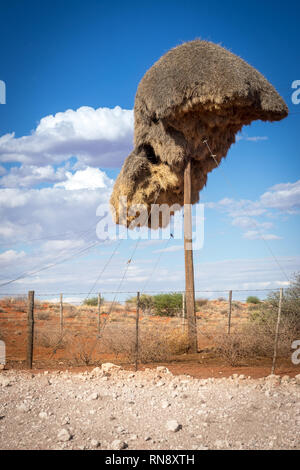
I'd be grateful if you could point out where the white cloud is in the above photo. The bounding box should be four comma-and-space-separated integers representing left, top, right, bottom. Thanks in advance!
207, 179, 300, 240
231, 216, 273, 231
0, 188, 30, 208
55, 167, 112, 190
243, 230, 281, 240
153, 245, 183, 254
236, 133, 268, 142
0, 249, 25, 267
260, 180, 300, 213
0, 106, 134, 167
0, 164, 68, 188
0, 168, 114, 250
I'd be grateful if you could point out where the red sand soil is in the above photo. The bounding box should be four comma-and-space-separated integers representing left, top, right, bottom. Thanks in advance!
1, 298, 299, 379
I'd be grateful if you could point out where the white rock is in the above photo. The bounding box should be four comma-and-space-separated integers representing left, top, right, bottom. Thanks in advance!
39, 411, 48, 419
61, 416, 70, 425
111, 439, 127, 450
57, 428, 72, 442
162, 401, 170, 409
156, 381, 165, 387
87, 392, 99, 401
91, 367, 102, 376
91, 439, 100, 448
17, 403, 31, 413
116, 426, 126, 434
156, 366, 170, 374
0, 376, 10, 387
166, 420, 182, 432
295, 374, 300, 385
101, 363, 122, 373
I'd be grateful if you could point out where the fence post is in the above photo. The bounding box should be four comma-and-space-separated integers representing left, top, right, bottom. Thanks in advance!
27, 290, 34, 369
182, 292, 186, 332
228, 290, 232, 334
97, 293, 101, 334
271, 288, 283, 375
135, 292, 140, 372
60, 293, 63, 334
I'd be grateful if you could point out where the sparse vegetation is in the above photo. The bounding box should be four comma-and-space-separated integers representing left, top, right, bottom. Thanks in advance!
35, 329, 68, 351
2, 276, 299, 368
196, 298, 208, 308
153, 293, 182, 317
37, 312, 50, 320
101, 323, 189, 363
126, 294, 154, 315
83, 296, 105, 307
126, 293, 182, 317
246, 296, 261, 304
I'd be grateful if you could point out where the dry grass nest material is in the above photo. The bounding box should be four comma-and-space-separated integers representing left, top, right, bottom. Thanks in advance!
111, 40, 288, 228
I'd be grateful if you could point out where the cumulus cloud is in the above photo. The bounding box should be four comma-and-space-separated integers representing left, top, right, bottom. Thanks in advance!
0, 164, 68, 188
207, 179, 300, 240
243, 231, 281, 241
0, 167, 114, 249
231, 216, 273, 231
153, 245, 183, 254
236, 133, 269, 142
55, 167, 112, 190
0, 106, 134, 167
0, 249, 25, 267
260, 180, 300, 213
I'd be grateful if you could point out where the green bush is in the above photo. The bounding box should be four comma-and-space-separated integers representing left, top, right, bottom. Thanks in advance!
246, 296, 261, 304
83, 296, 104, 307
126, 294, 154, 314
153, 293, 182, 317
250, 273, 300, 333
126, 293, 183, 316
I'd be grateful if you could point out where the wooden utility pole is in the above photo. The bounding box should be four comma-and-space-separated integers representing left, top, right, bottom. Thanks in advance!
60, 293, 63, 334
135, 292, 140, 371
271, 288, 283, 375
228, 290, 232, 334
184, 159, 198, 353
97, 293, 101, 334
182, 292, 186, 332
27, 290, 34, 369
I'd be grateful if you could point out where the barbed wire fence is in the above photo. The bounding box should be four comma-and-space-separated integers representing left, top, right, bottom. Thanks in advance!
0, 286, 299, 375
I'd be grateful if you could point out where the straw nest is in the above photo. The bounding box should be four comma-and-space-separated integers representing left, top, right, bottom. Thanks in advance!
111, 40, 288, 228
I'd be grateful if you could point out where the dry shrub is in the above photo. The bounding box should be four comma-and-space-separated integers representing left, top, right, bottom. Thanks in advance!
69, 334, 99, 365
35, 328, 69, 351
101, 323, 189, 363
37, 312, 50, 320
214, 332, 247, 367
65, 307, 78, 319
101, 324, 136, 361
215, 317, 297, 366
196, 298, 209, 308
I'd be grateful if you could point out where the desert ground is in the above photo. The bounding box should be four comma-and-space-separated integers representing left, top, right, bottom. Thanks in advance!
0, 364, 299, 450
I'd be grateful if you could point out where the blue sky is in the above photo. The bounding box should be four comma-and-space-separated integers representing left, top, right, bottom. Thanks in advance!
0, 0, 299, 301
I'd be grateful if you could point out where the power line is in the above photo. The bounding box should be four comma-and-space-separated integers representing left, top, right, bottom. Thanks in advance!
0, 239, 105, 289
84, 238, 123, 301
0, 220, 97, 248
203, 138, 290, 283
140, 234, 174, 294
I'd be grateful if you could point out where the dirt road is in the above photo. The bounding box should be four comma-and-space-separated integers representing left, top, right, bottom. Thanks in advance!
0, 365, 299, 450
